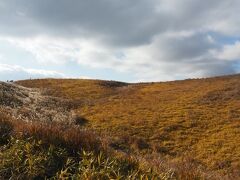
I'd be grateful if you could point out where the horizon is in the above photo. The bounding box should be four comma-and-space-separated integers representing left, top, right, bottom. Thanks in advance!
2, 72, 239, 84
0, 1, 240, 82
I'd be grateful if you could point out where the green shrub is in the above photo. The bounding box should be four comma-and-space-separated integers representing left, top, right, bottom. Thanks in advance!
55, 151, 161, 179
0, 137, 164, 180
0, 138, 67, 179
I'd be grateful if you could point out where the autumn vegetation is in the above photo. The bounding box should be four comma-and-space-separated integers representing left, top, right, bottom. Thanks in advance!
0, 74, 239, 179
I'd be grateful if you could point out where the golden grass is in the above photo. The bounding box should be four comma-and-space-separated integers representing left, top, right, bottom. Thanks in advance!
17, 75, 240, 175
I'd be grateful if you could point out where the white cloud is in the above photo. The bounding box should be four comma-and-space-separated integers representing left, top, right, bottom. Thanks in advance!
5, 37, 78, 64
213, 41, 240, 61
0, 63, 65, 81
3, 31, 237, 81
78, 76, 92, 79
0, 54, 4, 61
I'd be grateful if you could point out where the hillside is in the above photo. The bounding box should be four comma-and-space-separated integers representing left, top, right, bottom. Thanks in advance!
0, 82, 166, 179
17, 75, 240, 176
0, 74, 239, 179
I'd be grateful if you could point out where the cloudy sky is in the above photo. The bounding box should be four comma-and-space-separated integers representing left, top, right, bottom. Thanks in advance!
0, 0, 240, 82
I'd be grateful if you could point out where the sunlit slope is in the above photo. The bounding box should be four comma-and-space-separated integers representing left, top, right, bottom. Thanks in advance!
17, 75, 240, 171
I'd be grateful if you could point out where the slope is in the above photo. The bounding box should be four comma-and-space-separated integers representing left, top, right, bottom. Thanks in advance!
17, 75, 240, 175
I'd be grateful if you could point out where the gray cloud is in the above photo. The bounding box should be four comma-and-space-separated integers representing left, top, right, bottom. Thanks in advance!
2, 0, 239, 46
0, 0, 164, 46
152, 33, 218, 62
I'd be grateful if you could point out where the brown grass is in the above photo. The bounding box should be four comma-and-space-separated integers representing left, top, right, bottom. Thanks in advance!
17, 75, 240, 176
0, 111, 101, 153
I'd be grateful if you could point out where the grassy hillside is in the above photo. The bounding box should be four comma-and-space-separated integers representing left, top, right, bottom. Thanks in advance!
17, 75, 240, 176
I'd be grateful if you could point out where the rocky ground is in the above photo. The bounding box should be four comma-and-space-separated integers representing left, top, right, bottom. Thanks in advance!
0, 81, 75, 124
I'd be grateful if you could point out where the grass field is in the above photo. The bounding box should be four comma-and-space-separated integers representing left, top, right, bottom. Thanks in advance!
17, 74, 240, 176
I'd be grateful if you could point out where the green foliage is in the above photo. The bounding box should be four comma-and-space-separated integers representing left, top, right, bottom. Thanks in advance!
0, 137, 166, 180
0, 137, 67, 179
55, 151, 162, 179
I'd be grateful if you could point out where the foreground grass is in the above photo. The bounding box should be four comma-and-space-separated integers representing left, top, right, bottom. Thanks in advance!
0, 113, 172, 179
1, 138, 163, 179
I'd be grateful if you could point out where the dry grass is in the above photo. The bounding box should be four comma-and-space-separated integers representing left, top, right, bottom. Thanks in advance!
0, 111, 169, 179
0, 112, 101, 153
17, 75, 240, 176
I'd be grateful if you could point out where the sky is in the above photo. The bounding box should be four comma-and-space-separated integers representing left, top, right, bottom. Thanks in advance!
0, 0, 240, 82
